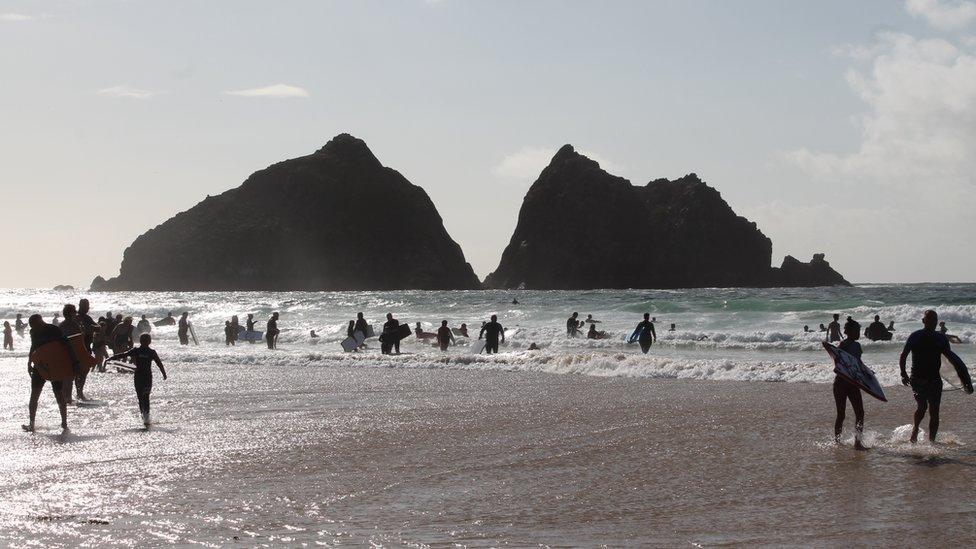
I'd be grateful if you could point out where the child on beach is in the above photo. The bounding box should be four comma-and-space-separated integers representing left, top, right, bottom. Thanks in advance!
108, 333, 167, 426
3, 321, 12, 350
834, 319, 866, 450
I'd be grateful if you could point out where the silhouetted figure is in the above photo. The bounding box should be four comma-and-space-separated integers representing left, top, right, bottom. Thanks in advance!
512, 297, 519, 305
834, 319, 866, 450
93, 317, 108, 371
479, 314, 505, 354
266, 312, 280, 350
178, 312, 190, 346
587, 324, 607, 340
437, 320, 455, 351
865, 315, 892, 341
310, 329, 319, 339
58, 304, 86, 402
585, 314, 600, 324
670, 323, 676, 332
819, 323, 827, 332
109, 333, 167, 427
24, 314, 74, 432
632, 313, 657, 354
224, 321, 234, 346
900, 310, 973, 443
112, 317, 134, 362
246, 313, 256, 344
826, 314, 841, 343
566, 312, 582, 337
803, 325, 811, 333
347, 321, 356, 338
3, 321, 12, 350
15, 313, 27, 336
354, 312, 369, 338
382, 313, 400, 355
136, 315, 152, 336
230, 315, 240, 343
415, 322, 438, 342
78, 298, 96, 352
887, 321, 895, 332
458, 323, 469, 338
156, 311, 176, 326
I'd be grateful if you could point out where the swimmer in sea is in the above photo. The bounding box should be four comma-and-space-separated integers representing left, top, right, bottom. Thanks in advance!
437, 320, 455, 351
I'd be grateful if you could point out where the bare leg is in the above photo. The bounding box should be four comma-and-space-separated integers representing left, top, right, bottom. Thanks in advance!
832, 382, 846, 442
53, 382, 68, 430
25, 385, 42, 431
850, 389, 866, 450
910, 400, 927, 443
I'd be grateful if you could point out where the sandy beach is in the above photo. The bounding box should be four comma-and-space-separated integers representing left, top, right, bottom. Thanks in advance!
1, 356, 973, 547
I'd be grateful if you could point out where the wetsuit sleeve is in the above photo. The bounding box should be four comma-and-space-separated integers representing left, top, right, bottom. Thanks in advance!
152, 349, 163, 367
901, 332, 917, 356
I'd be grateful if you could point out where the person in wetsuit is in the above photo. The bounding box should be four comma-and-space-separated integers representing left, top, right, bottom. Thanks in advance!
864, 315, 891, 341
354, 313, 369, 338
113, 317, 134, 359
566, 312, 582, 337
3, 321, 12, 350
24, 314, 76, 432
58, 304, 90, 402
833, 319, 866, 450
224, 321, 234, 346
266, 312, 280, 350
479, 315, 505, 354
458, 323, 469, 338
900, 310, 973, 443
178, 312, 190, 346
136, 315, 152, 336
15, 313, 27, 336
826, 314, 841, 343
632, 313, 657, 354
109, 333, 167, 427
382, 313, 400, 355
437, 320, 455, 351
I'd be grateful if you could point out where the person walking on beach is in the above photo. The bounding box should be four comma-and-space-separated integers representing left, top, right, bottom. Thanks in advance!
480, 315, 505, 354
632, 313, 657, 354
826, 314, 841, 343
24, 314, 76, 432
266, 312, 280, 350
437, 320, 455, 351
59, 304, 91, 402
3, 321, 13, 350
381, 313, 401, 355
833, 319, 866, 450
178, 312, 190, 346
108, 333, 167, 427
900, 310, 973, 443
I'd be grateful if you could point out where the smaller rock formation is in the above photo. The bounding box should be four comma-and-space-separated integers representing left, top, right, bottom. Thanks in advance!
769, 254, 849, 287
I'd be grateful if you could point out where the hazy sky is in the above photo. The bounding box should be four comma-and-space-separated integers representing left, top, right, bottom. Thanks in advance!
2, 0, 975, 288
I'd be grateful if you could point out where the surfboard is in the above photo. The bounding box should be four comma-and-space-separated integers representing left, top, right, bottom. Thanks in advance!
67, 333, 97, 369
340, 336, 358, 352
822, 342, 887, 402
153, 317, 176, 327
628, 326, 648, 344
239, 330, 264, 342
451, 328, 467, 338
942, 350, 973, 392
189, 323, 199, 345
948, 335, 964, 344
469, 339, 487, 355
365, 325, 375, 338
30, 341, 76, 381
354, 332, 366, 346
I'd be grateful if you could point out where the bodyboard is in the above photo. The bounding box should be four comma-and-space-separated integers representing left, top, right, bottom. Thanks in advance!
470, 339, 487, 355
239, 331, 264, 342
354, 332, 366, 345
30, 340, 75, 381
340, 336, 358, 352
823, 342, 887, 402
153, 317, 176, 327
189, 323, 199, 345
68, 333, 97, 368
943, 351, 973, 392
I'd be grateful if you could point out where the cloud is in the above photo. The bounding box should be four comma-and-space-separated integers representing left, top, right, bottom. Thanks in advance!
493, 146, 621, 181
223, 84, 310, 98
97, 86, 160, 99
787, 31, 976, 186
905, 0, 976, 31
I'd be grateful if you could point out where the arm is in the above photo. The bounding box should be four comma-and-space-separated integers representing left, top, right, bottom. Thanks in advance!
650, 324, 657, 342
153, 351, 167, 380
899, 340, 911, 385
479, 325, 486, 340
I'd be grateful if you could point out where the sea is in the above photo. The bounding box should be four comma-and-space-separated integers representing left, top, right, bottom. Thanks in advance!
1, 284, 974, 546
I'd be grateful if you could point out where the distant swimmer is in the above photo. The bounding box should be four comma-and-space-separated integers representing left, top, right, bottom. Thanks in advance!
24, 314, 76, 432
382, 313, 401, 355
155, 312, 176, 326
900, 310, 974, 443
512, 297, 519, 305
3, 321, 12, 350
631, 313, 657, 354
136, 315, 152, 336
224, 321, 235, 346
178, 312, 190, 346
310, 330, 320, 339
109, 333, 167, 427
864, 315, 892, 341
826, 314, 841, 343
266, 312, 280, 350
15, 313, 27, 336
458, 323, 469, 338
585, 314, 601, 324
587, 324, 608, 340
819, 324, 827, 333
804, 325, 812, 333
938, 321, 963, 343
566, 312, 583, 338
527, 342, 540, 351
670, 323, 676, 332
834, 319, 866, 450
437, 320, 455, 351
414, 322, 438, 342
479, 314, 505, 354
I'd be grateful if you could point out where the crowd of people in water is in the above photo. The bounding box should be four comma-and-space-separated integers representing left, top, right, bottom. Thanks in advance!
3, 298, 972, 449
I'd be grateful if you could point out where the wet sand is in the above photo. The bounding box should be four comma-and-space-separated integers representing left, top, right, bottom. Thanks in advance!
1, 359, 974, 546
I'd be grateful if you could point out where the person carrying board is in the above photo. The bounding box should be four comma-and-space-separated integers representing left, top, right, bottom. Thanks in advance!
900, 310, 973, 443
479, 315, 505, 354
834, 319, 867, 450
109, 333, 167, 427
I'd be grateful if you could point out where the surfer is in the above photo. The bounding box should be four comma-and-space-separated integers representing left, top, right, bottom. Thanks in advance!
230, 316, 240, 343
566, 313, 583, 337
804, 325, 812, 333
834, 319, 866, 450
819, 324, 827, 332
437, 320, 455, 351
109, 333, 167, 427
224, 321, 234, 345
112, 317, 134, 360
900, 310, 973, 443
670, 323, 676, 332
24, 314, 75, 432
78, 299, 96, 351
826, 314, 841, 343
632, 313, 657, 354
865, 315, 892, 341
414, 322, 438, 342
587, 324, 607, 340
3, 321, 13, 350
382, 313, 401, 355
58, 304, 88, 402
479, 315, 505, 354
178, 313, 190, 346
458, 323, 469, 338
266, 313, 280, 350
15, 313, 27, 336
512, 297, 519, 305
585, 314, 600, 324
136, 315, 152, 336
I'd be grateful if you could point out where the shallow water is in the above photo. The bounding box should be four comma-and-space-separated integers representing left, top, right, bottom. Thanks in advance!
1, 286, 975, 545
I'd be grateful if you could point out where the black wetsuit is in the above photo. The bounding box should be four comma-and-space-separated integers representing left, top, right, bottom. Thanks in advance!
354, 318, 369, 338
480, 321, 504, 354
834, 339, 864, 437
113, 346, 162, 415
178, 318, 189, 345
566, 317, 579, 337
266, 318, 279, 349
382, 319, 400, 354
903, 329, 951, 406
634, 320, 656, 354
437, 326, 453, 351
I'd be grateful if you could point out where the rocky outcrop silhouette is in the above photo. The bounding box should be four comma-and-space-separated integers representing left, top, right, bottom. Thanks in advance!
485, 145, 849, 289
91, 134, 480, 291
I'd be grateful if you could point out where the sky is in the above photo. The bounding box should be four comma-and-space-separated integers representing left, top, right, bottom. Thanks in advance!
2, 0, 975, 287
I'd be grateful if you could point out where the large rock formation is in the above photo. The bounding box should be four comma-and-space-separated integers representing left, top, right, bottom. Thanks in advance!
92, 134, 480, 291
484, 145, 849, 289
